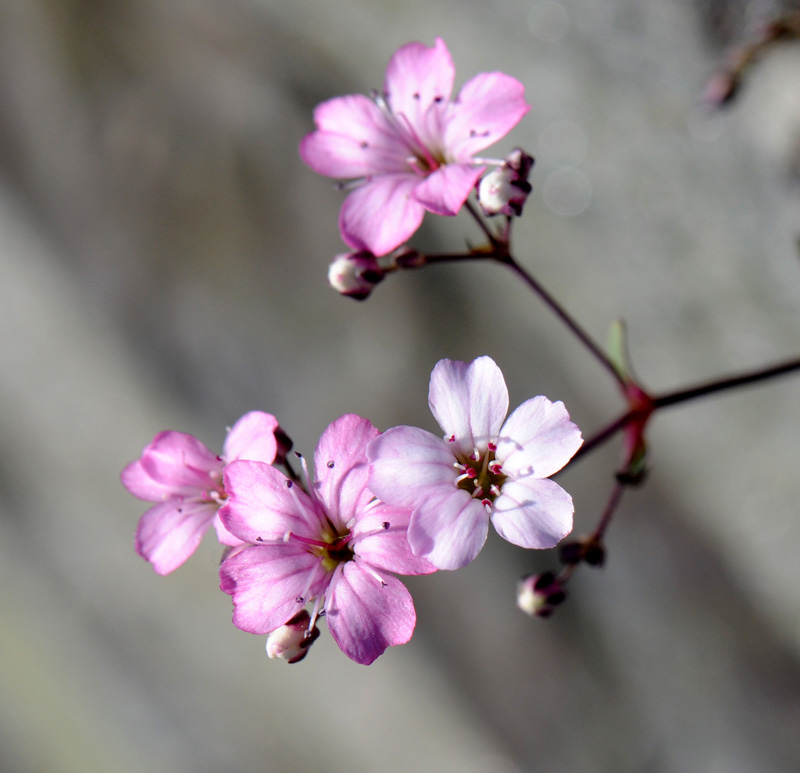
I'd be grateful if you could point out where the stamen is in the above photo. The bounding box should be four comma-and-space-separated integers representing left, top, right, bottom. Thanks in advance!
297, 555, 325, 608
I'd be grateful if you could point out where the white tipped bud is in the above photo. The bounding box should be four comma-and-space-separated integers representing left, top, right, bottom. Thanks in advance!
328, 251, 384, 300
266, 610, 320, 663
517, 572, 566, 618
477, 148, 534, 217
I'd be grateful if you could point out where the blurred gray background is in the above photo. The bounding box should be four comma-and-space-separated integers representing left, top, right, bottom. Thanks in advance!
1, 0, 800, 771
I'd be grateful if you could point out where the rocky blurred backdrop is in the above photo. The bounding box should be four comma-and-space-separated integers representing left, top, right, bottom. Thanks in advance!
1, 0, 800, 771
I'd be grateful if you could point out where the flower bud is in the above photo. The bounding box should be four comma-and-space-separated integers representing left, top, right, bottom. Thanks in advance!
477, 148, 534, 217
517, 571, 567, 618
559, 536, 606, 567
328, 251, 385, 300
266, 610, 321, 663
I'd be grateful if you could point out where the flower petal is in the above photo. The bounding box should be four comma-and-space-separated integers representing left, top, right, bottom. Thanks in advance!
121, 459, 175, 502
135, 500, 217, 575
339, 173, 425, 255
413, 163, 484, 216
299, 94, 409, 178
496, 396, 583, 479
212, 512, 248, 548
222, 411, 279, 465
325, 562, 417, 665
444, 72, 530, 160
219, 460, 325, 543
313, 414, 377, 531
220, 544, 327, 635
384, 38, 455, 134
367, 425, 458, 507
353, 502, 437, 576
138, 431, 221, 495
428, 356, 509, 457
408, 490, 490, 570
492, 477, 574, 549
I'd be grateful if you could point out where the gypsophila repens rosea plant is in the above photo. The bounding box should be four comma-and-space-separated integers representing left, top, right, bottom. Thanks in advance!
122, 34, 800, 664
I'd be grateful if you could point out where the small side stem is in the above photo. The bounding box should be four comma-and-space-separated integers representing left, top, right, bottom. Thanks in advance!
502, 255, 627, 389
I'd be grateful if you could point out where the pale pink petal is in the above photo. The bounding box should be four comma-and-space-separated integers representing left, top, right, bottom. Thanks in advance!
384, 38, 454, 133
299, 94, 409, 178
219, 461, 325, 543
367, 426, 458, 507
220, 544, 328, 634
496, 397, 583, 479
325, 562, 417, 665
408, 490, 490, 570
121, 459, 175, 502
313, 414, 377, 531
353, 502, 437, 576
223, 411, 279, 464
212, 512, 248, 548
491, 477, 574, 549
428, 356, 509, 458
139, 431, 221, 495
444, 72, 530, 160
339, 173, 425, 255
413, 163, 484, 216
135, 500, 218, 575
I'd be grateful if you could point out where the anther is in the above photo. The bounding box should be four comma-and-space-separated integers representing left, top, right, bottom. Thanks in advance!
382, 522, 390, 530
327, 461, 335, 468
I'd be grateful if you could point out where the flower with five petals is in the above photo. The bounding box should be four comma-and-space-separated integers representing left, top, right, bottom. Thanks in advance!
121, 411, 279, 574
300, 38, 530, 256
219, 414, 435, 665
367, 357, 583, 570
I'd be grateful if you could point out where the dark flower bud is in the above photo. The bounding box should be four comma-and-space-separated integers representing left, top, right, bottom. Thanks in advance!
559, 536, 606, 567
517, 571, 567, 618
266, 610, 321, 664
328, 251, 385, 300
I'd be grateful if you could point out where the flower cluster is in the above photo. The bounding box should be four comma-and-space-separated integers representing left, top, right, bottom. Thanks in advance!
122, 40, 585, 666
123, 357, 580, 664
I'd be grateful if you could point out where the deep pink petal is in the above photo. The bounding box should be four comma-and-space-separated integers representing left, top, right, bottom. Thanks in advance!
444, 72, 530, 160
491, 477, 574, 549
496, 397, 583, 479
135, 500, 218, 575
220, 544, 328, 634
353, 502, 437, 576
428, 356, 509, 458
121, 459, 175, 502
325, 562, 417, 665
339, 174, 425, 255
384, 38, 454, 134
299, 94, 409, 178
413, 163, 484, 216
408, 490, 490, 570
313, 414, 377, 531
139, 431, 221, 495
223, 411, 279, 464
220, 460, 325, 543
367, 426, 458, 507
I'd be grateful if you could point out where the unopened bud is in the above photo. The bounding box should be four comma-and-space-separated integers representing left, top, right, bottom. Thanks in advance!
477, 148, 534, 217
266, 610, 320, 663
559, 536, 606, 567
328, 251, 384, 300
273, 426, 294, 466
517, 571, 567, 618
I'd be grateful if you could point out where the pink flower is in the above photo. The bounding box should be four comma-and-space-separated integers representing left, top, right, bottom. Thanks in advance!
121, 411, 279, 575
218, 414, 435, 665
300, 38, 530, 256
367, 357, 583, 570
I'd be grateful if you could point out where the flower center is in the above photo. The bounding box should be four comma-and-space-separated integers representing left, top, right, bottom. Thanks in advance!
318, 533, 354, 572
453, 441, 507, 506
